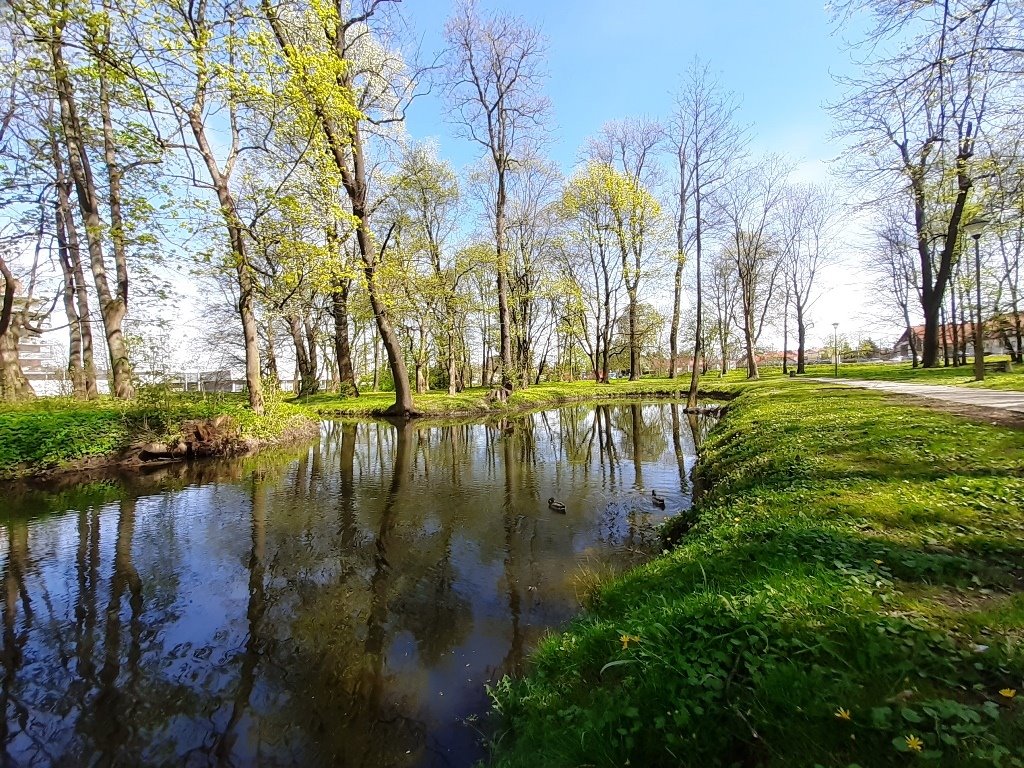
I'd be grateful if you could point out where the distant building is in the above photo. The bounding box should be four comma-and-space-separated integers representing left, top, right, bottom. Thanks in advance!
893, 317, 1015, 359
18, 330, 56, 386
165, 370, 247, 393
731, 350, 798, 369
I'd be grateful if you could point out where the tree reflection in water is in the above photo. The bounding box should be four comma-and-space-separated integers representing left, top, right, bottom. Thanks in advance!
0, 402, 712, 767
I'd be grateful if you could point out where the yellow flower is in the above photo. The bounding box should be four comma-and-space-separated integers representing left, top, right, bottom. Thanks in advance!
620, 634, 641, 650
1000, 688, 1017, 699
834, 707, 851, 721
905, 735, 923, 752
873, 559, 883, 564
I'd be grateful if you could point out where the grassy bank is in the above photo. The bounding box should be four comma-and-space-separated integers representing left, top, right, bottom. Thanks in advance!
689, 360, 1024, 391
1, 378, 732, 478
798, 360, 1024, 391
0, 390, 315, 479
296, 378, 739, 418
488, 379, 1024, 767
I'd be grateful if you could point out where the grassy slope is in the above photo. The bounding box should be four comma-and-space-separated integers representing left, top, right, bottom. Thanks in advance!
0, 391, 312, 478
488, 379, 1024, 767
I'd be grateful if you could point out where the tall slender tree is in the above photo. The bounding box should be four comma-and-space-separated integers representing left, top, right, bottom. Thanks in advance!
667, 60, 744, 405
445, 1, 550, 393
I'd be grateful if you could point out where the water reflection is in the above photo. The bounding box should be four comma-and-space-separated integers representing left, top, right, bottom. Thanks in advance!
0, 401, 710, 767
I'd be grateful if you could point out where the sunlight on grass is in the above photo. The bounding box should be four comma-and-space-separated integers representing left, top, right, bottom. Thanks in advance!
488, 379, 1024, 767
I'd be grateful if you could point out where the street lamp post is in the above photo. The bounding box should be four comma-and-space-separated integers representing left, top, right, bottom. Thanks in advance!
963, 219, 989, 381
832, 322, 839, 378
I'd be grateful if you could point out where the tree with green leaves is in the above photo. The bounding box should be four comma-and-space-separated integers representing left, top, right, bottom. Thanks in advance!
557, 162, 629, 383
586, 118, 665, 382
262, 0, 419, 416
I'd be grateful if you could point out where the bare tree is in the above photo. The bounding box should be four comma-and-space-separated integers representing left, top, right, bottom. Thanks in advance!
706, 248, 740, 375
781, 183, 840, 373
871, 209, 923, 367
667, 59, 744, 405
505, 152, 562, 385
832, 0, 1009, 367
721, 156, 790, 379
445, 1, 550, 393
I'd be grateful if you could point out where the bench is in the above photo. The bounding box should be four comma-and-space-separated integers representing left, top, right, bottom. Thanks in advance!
983, 360, 1013, 374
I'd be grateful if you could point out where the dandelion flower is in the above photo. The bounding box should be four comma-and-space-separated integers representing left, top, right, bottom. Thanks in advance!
834, 707, 851, 721
905, 735, 923, 752
1000, 688, 1017, 699
620, 634, 641, 650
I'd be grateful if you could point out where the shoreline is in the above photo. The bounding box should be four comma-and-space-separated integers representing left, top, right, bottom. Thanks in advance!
0, 397, 318, 482
0, 380, 736, 481
487, 379, 1024, 766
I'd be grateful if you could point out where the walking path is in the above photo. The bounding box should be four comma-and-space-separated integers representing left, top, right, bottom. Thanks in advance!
811, 378, 1024, 414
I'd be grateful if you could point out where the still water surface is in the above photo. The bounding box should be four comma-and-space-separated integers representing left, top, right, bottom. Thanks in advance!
1, 401, 709, 767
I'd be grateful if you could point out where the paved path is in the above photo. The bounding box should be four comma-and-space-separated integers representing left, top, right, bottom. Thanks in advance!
810, 378, 1024, 414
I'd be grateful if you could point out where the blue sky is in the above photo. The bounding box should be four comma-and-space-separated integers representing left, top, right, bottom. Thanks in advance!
403, 0, 858, 179
399, 0, 885, 348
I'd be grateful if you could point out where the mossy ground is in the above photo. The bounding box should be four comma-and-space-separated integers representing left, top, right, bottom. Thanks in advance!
486, 379, 1024, 767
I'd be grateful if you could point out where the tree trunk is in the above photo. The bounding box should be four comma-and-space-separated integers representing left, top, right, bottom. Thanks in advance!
669, 255, 682, 378
687, 177, 703, 408
55, 202, 86, 397
332, 278, 357, 393
372, 333, 380, 391
796, 303, 807, 374
304, 316, 318, 386
286, 314, 318, 396
0, 333, 33, 401
495, 170, 514, 391
949, 286, 960, 366
447, 331, 457, 395
62, 187, 98, 398
480, 308, 490, 387
718, 325, 728, 377
50, 125, 94, 398
743, 315, 759, 380
782, 287, 790, 375
0, 257, 33, 402
940, 303, 950, 366
186, 111, 264, 414
49, 30, 134, 399
959, 283, 970, 365
627, 286, 639, 381
97, 51, 131, 364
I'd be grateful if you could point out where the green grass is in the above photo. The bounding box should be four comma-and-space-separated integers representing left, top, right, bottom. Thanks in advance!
0, 388, 312, 478
690, 359, 1024, 391
294, 377, 741, 419
798, 360, 1024, 391
487, 379, 1024, 767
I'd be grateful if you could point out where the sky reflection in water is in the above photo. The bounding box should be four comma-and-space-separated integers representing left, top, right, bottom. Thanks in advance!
1, 401, 710, 767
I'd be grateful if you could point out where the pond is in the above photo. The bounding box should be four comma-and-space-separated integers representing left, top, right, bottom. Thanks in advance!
1, 401, 712, 767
